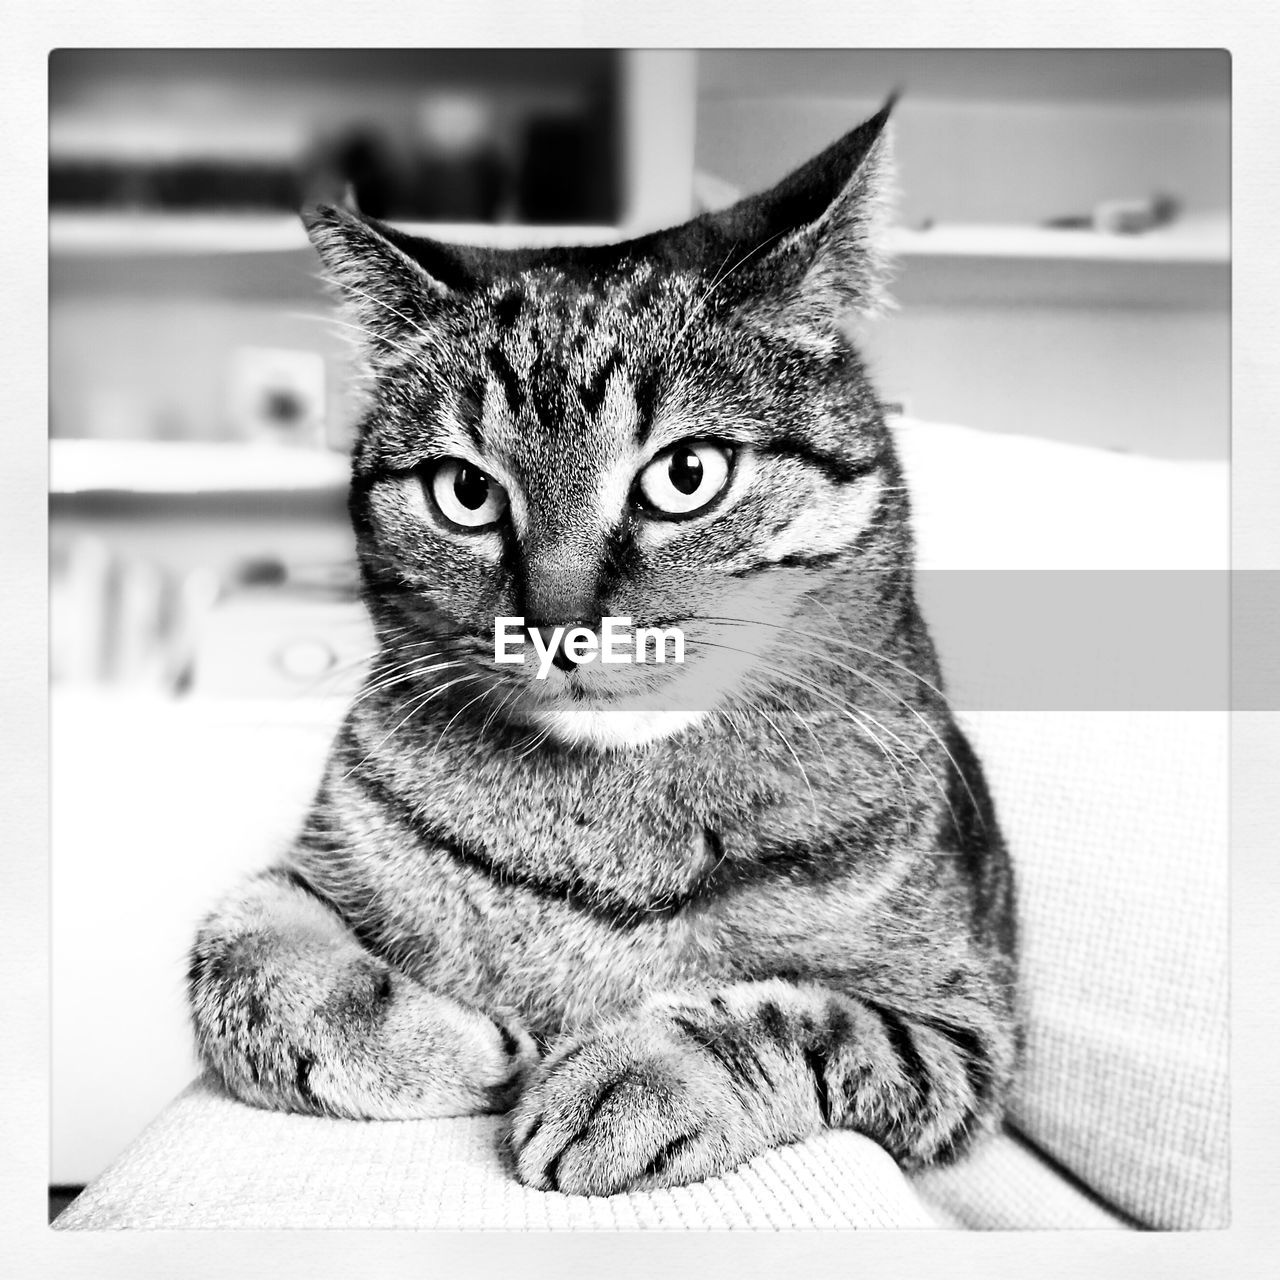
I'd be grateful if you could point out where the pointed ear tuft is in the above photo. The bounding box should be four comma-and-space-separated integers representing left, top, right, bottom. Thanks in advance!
707, 98, 898, 340
794, 105, 897, 321
301, 204, 452, 352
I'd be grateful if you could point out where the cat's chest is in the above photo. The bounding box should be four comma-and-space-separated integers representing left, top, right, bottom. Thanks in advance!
425, 738, 767, 909
354, 721, 892, 1032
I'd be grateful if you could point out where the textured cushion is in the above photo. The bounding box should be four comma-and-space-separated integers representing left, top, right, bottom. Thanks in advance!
53, 1076, 939, 1230
895, 420, 1229, 1229
912, 1128, 1131, 1230
967, 711, 1229, 1229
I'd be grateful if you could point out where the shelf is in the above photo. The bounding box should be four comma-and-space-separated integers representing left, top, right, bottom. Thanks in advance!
51, 210, 1229, 269
885, 216, 1229, 266
50, 439, 349, 496
49, 213, 629, 257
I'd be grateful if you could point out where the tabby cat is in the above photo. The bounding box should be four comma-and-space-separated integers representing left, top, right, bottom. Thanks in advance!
188, 101, 1019, 1196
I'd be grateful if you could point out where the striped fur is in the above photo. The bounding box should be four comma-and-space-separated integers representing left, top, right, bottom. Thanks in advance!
188, 101, 1020, 1193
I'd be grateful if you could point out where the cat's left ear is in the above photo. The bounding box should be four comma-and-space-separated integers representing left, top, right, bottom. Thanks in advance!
302, 204, 460, 352
709, 96, 897, 336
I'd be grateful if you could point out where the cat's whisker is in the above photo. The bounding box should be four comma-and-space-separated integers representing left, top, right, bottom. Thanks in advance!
282, 309, 424, 365
666, 228, 791, 362
735, 690, 821, 823
663, 246, 735, 359
691, 613, 954, 709
429, 684, 499, 762
286, 649, 380, 700
345, 655, 461, 711
690, 636, 931, 817
342, 669, 478, 777
774, 663, 960, 828
314, 273, 436, 347
758, 671, 921, 814
763, 638, 982, 824
514, 723, 555, 761
480, 684, 522, 738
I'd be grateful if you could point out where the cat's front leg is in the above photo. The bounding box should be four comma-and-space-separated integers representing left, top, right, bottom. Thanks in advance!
511, 977, 1014, 1194
188, 865, 539, 1119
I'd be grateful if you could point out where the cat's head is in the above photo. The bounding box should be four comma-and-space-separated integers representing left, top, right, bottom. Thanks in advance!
304, 101, 909, 750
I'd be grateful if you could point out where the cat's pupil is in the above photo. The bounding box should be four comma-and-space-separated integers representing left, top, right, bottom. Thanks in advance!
669, 449, 703, 496
453, 465, 491, 510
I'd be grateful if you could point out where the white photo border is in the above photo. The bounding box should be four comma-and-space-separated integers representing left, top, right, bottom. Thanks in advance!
5, 3, 1278, 1276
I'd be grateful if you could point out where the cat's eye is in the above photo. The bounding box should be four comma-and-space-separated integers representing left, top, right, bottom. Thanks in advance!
637, 442, 733, 517
427, 459, 508, 530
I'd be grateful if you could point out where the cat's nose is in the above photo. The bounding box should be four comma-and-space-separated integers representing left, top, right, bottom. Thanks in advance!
520, 543, 602, 638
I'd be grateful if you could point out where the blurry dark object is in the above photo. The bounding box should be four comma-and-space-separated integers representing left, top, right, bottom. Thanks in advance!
330, 130, 397, 220
51, 49, 624, 225
50, 159, 301, 210
226, 347, 327, 447
234, 557, 288, 588
409, 94, 506, 222
518, 118, 589, 222
410, 150, 505, 222
1044, 193, 1181, 234
306, 124, 507, 222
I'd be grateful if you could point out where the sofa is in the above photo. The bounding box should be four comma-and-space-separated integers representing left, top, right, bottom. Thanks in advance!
53, 419, 1229, 1230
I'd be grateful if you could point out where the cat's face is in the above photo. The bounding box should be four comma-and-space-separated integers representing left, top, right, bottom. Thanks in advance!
307, 102, 907, 749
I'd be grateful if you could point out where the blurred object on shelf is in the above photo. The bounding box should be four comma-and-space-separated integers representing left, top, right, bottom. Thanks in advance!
191, 582, 372, 700
168, 569, 224, 694
1044, 192, 1181, 234
229, 555, 361, 597
226, 347, 327, 447
51, 537, 221, 692
51, 541, 367, 698
108, 559, 169, 688
50, 536, 113, 684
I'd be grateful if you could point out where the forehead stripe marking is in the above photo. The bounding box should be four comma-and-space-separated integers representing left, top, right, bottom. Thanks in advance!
631, 366, 662, 445
491, 288, 524, 328
486, 344, 524, 416
577, 350, 623, 418
458, 375, 487, 450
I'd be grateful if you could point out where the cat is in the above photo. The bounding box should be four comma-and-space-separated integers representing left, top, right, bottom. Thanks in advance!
187, 99, 1019, 1197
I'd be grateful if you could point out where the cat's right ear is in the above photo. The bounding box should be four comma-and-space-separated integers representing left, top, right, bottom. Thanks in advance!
302, 204, 454, 352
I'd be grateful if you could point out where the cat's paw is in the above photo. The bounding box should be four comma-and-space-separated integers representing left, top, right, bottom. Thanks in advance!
509, 1012, 770, 1195
482, 1014, 542, 1111
301, 966, 540, 1119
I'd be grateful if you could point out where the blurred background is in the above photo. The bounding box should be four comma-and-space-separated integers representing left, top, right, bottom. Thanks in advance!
49, 49, 1229, 1197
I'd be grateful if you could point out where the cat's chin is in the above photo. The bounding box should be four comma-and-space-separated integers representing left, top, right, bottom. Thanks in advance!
530, 706, 705, 751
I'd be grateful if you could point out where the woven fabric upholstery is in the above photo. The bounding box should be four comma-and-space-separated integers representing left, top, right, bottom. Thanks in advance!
53, 1076, 938, 1230
967, 712, 1229, 1229
911, 1129, 1131, 1229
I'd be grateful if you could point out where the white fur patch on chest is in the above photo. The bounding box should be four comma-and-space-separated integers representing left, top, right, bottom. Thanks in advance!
532, 706, 705, 750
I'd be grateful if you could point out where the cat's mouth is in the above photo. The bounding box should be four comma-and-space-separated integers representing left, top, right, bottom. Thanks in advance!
486, 616, 776, 749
